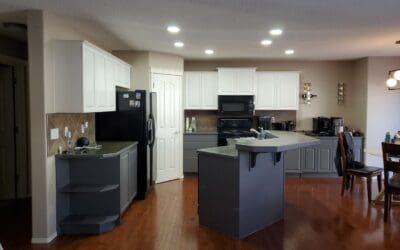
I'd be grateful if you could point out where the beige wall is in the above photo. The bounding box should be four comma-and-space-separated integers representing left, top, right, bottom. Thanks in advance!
185, 60, 358, 131
113, 50, 150, 90
27, 9, 49, 241
113, 50, 184, 90
28, 10, 121, 242
365, 57, 400, 167
352, 58, 368, 134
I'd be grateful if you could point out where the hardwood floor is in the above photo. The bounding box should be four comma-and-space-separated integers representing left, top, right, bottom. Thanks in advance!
2, 176, 400, 250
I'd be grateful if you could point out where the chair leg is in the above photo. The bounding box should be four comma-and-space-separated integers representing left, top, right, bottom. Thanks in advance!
341, 175, 346, 196
367, 177, 372, 203
350, 176, 354, 191
377, 174, 382, 192
384, 191, 389, 222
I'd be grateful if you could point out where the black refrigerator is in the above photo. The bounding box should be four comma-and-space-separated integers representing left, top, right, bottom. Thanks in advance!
95, 90, 156, 200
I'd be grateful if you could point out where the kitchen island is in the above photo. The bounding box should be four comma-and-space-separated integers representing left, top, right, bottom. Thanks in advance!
197, 131, 319, 239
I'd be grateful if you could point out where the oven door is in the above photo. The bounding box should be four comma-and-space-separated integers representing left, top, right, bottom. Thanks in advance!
218, 95, 254, 116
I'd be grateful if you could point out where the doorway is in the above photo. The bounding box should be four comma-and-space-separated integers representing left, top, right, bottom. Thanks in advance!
152, 72, 183, 183
0, 64, 17, 201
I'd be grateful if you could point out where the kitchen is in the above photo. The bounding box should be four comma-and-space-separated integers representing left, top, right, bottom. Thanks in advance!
0, 1, 400, 249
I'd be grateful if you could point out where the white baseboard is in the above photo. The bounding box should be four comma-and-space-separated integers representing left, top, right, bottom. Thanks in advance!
31, 232, 57, 244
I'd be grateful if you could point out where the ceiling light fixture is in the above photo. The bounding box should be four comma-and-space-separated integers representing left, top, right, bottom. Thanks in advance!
167, 25, 180, 34
285, 49, 295, 55
269, 29, 283, 36
205, 49, 214, 55
385, 69, 400, 90
260, 40, 272, 46
174, 41, 184, 48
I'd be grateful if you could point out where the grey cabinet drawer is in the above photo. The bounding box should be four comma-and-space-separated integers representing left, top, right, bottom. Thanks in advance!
184, 134, 218, 143
184, 141, 217, 150
184, 134, 217, 174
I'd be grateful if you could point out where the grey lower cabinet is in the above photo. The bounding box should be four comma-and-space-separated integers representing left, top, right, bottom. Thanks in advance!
120, 146, 138, 213
55, 143, 137, 235
184, 134, 218, 173
284, 136, 363, 176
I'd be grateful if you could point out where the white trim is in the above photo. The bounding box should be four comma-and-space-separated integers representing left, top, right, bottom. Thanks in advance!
31, 232, 57, 244
150, 67, 183, 76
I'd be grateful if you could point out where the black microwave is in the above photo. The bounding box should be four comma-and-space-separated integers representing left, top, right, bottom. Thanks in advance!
218, 95, 255, 117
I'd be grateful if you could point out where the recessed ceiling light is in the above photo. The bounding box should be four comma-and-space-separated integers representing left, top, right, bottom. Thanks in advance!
285, 49, 295, 55
260, 40, 272, 46
270, 29, 283, 36
174, 41, 184, 48
205, 49, 214, 55
167, 25, 180, 34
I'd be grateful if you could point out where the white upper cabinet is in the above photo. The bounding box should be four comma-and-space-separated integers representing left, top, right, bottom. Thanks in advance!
53, 40, 131, 113
184, 71, 218, 110
201, 72, 218, 109
255, 72, 299, 110
218, 68, 256, 95
115, 61, 131, 89
255, 72, 276, 110
276, 72, 299, 110
185, 72, 202, 109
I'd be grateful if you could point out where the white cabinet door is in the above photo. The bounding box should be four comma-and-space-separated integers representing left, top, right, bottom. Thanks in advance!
105, 58, 116, 111
276, 73, 299, 110
115, 62, 131, 89
218, 69, 236, 94
201, 72, 218, 109
82, 46, 96, 112
236, 69, 255, 94
184, 72, 202, 109
256, 72, 276, 110
94, 52, 106, 109
121, 64, 131, 89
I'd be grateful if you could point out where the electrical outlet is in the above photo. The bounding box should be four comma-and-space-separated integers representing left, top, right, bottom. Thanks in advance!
50, 128, 59, 140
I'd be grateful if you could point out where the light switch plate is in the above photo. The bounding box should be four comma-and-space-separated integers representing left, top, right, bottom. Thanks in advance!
50, 128, 59, 140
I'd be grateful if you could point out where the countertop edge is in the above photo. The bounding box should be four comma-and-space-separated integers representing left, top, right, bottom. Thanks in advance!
55, 141, 138, 159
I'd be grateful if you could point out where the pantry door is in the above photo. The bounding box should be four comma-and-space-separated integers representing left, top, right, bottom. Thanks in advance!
152, 73, 182, 183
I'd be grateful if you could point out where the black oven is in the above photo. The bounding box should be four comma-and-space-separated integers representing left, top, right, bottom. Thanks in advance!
218, 95, 255, 117
217, 118, 254, 146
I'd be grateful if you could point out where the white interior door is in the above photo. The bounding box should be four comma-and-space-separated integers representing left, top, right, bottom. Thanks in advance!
152, 73, 182, 183
0, 65, 15, 200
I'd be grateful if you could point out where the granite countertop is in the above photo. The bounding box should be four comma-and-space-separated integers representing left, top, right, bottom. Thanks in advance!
235, 131, 319, 153
184, 131, 218, 135
197, 146, 238, 158
197, 131, 320, 158
55, 141, 138, 159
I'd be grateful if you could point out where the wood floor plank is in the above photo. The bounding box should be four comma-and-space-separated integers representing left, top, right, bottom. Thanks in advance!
1, 176, 399, 249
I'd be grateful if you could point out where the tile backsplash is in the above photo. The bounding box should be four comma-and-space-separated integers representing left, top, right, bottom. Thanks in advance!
184, 110, 297, 132
46, 113, 95, 156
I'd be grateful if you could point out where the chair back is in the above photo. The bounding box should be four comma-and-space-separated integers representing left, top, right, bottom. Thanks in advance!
338, 133, 348, 174
381, 142, 400, 186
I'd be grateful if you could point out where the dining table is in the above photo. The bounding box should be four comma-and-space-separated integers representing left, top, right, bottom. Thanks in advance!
364, 147, 400, 205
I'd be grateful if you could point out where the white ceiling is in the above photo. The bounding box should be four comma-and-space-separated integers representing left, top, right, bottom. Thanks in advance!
0, 0, 400, 60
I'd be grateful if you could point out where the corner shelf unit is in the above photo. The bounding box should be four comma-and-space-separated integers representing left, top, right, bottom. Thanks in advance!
56, 155, 122, 235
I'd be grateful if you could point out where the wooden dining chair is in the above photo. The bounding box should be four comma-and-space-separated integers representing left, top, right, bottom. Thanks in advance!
339, 133, 382, 203
381, 142, 400, 222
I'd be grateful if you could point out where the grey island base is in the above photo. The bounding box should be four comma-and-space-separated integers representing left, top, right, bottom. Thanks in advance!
197, 131, 319, 239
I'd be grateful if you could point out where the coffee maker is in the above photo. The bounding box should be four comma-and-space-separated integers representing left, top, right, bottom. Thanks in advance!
331, 117, 344, 136
313, 117, 331, 136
